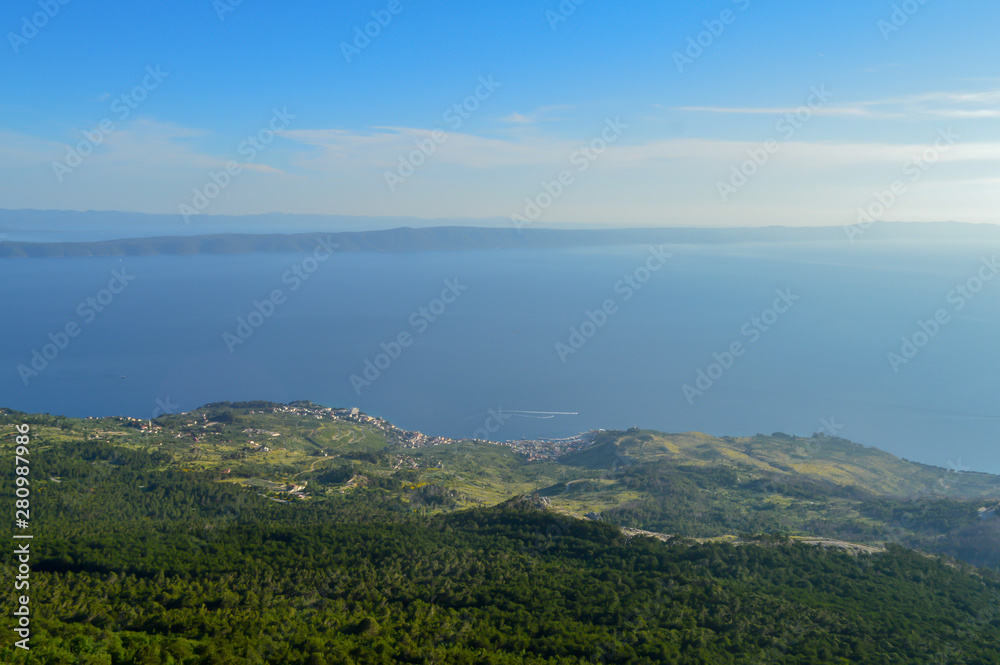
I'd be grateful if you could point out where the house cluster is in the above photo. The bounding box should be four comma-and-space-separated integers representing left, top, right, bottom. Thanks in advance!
389, 454, 420, 471
483, 431, 599, 461
241, 427, 282, 438
396, 430, 459, 449
158, 402, 594, 461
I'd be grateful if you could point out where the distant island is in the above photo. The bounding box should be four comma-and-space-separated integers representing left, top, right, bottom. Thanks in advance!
2, 216, 999, 258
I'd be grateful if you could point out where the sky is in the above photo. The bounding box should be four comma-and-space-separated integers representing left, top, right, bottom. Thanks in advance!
2, 0, 1000, 227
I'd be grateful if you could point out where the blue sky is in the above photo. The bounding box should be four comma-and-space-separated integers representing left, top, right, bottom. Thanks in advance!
2, 0, 1000, 227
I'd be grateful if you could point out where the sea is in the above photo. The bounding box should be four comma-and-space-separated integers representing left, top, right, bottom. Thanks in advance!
3, 238, 999, 473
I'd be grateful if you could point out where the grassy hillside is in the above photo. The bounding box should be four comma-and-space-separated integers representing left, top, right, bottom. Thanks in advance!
4, 404, 999, 568
3, 403, 1000, 662
561, 429, 1000, 498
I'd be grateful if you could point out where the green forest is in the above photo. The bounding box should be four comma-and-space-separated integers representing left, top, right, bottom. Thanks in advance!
3, 406, 1000, 663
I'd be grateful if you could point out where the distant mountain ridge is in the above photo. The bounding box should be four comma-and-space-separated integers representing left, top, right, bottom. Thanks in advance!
2, 219, 999, 257
0, 208, 512, 241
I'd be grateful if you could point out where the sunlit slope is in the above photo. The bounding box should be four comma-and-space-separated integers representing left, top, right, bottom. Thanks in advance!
561, 429, 1000, 499
5, 402, 1000, 568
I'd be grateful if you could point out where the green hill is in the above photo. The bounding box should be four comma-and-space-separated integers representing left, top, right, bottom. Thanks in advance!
3, 403, 1000, 662
4, 403, 1000, 570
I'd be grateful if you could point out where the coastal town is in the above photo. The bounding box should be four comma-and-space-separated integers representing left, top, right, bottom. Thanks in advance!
81, 401, 602, 463
271, 402, 600, 461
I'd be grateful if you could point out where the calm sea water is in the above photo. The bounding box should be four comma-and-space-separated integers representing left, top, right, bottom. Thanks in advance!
3, 240, 999, 473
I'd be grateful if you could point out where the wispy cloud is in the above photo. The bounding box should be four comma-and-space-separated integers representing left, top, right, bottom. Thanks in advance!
498, 105, 574, 125
672, 106, 880, 117
284, 126, 574, 171
281, 125, 1000, 173
0, 119, 289, 176
500, 112, 534, 124
672, 87, 1000, 121
0, 130, 65, 165
4, 100, 1000, 225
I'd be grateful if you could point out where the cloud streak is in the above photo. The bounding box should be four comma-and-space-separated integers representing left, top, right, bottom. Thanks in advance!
672, 87, 1000, 121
